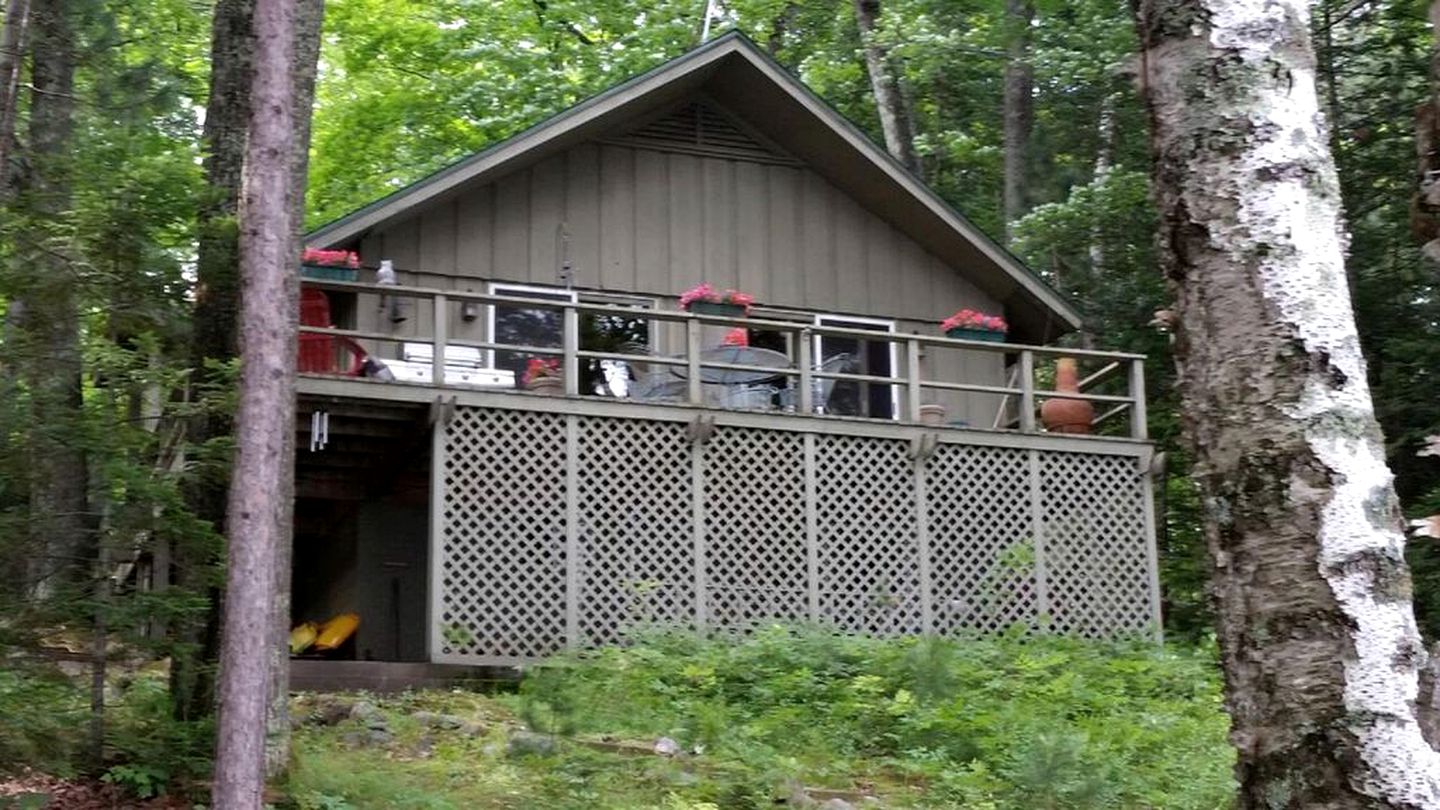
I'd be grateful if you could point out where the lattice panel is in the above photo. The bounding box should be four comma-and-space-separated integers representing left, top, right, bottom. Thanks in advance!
577, 416, 694, 646
1039, 451, 1152, 636
703, 426, 808, 626
815, 436, 922, 635
440, 407, 567, 660
927, 444, 1037, 633
433, 403, 1158, 662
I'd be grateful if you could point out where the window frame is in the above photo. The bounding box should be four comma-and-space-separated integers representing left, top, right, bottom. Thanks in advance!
486, 282, 578, 370
813, 313, 900, 420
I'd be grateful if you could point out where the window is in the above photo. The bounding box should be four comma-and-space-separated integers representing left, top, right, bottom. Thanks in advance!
814, 315, 898, 419
488, 283, 577, 385
577, 292, 653, 397
489, 283, 653, 395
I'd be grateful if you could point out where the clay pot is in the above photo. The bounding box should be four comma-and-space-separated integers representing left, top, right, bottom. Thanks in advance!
1040, 358, 1093, 435
918, 403, 947, 426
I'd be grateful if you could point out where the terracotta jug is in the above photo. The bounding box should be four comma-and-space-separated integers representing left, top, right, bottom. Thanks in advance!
1040, 358, 1093, 434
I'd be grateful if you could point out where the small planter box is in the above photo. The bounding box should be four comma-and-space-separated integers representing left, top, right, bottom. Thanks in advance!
687, 301, 748, 318
945, 327, 1006, 343
300, 263, 360, 282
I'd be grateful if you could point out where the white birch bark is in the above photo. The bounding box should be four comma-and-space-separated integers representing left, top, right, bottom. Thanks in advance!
1138, 0, 1440, 805
853, 0, 919, 173
211, 0, 299, 803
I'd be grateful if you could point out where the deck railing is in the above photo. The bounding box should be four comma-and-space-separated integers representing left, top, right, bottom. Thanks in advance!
298, 279, 1149, 441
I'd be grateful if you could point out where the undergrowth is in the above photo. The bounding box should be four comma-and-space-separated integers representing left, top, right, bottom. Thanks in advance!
511, 626, 1235, 809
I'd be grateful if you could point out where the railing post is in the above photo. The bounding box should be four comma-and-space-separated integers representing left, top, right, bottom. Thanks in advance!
1019, 350, 1036, 433
433, 293, 448, 387
906, 337, 922, 422
563, 305, 580, 396
1129, 358, 1148, 440
797, 328, 813, 414
686, 318, 703, 405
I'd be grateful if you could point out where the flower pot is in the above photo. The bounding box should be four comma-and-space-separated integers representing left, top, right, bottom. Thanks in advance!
918, 403, 947, 426
945, 327, 1005, 342
1040, 358, 1093, 435
300, 263, 360, 282
688, 301, 747, 318
525, 377, 564, 395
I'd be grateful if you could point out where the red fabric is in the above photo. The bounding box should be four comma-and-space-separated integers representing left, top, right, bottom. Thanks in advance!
298, 287, 365, 375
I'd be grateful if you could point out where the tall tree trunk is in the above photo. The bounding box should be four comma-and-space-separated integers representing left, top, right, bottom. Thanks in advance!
1138, 0, 1440, 806
265, 0, 325, 778
853, 0, 919, 174
173, 0, 254, 723
20, 0, 86, 601
0, 0, 30, 191
211, 0, 300, 802
767, 1, 796, 55
1001, 0, 1033, 243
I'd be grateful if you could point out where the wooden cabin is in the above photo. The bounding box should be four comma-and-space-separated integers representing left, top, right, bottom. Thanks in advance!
290, 32, 1159, 682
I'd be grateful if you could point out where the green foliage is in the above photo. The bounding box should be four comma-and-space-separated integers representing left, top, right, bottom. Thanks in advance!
278, 631, 1230, 808
0, 666, 89, 776
0, 665, 210, 790
100, 763, 169, 799
513, 627, 1235, 808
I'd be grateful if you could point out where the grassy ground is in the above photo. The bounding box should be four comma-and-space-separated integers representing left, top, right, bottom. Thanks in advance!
283, 628, 1236, 809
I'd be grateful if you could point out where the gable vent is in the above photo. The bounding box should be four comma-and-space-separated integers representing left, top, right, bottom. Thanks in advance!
603, 101, 800, 165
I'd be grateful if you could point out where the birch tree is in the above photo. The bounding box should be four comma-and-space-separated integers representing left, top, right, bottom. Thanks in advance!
853, 0, 919, 173
1137, 0, 1440, 804
211, 0, 300, 801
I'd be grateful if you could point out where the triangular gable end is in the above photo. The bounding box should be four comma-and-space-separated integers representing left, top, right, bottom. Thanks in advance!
306, 31, 1081, 339
601, 97, 801, 167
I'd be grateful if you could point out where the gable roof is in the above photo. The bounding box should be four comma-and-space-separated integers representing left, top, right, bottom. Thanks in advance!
306, 31, 1082, 339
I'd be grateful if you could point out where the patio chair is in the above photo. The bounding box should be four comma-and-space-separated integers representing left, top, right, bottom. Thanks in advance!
780, 353, 854, 414
298, 287, 367, 376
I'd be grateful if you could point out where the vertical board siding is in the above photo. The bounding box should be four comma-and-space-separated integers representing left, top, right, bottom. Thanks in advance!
598, 145, 636, 290
529, 154, 565, 286
734, 161, 769, 300
633, 148, 670, 292
384, 216, 420, 271
833, 194, 868, 312
702, 157, 737, 290
767, 165, 802, 304
361, 142, 1006, 390
493, 170, 529, 283
801, 171, 836, 309
668, 153, 704, 292
455, 185, 493, 280
866, 217, 900, 316
566, 144, 601, 289
419, 200, 456, 278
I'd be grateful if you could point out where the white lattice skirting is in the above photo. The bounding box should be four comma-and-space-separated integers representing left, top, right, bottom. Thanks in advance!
433, 404, 1159, 664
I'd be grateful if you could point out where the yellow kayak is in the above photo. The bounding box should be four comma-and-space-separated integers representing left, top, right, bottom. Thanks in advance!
289, 621, 319, 655
313, 613, 360, 651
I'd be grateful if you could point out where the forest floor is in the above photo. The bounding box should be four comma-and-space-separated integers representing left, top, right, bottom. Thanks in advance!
1, 628, 1237, 809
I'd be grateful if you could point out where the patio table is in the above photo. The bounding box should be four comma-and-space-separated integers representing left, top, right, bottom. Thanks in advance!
668, 345, 794, 384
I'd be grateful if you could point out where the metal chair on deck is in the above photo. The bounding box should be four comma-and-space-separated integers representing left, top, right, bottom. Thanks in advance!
780, 353, 855, 414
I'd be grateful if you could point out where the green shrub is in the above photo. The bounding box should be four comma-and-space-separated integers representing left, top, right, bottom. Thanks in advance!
0, 666, 88, 775
514, 626, 1235, 809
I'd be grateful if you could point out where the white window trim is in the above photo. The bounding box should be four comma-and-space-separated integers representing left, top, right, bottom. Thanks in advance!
487, 282, 578, 370
814, 313, 900, 420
